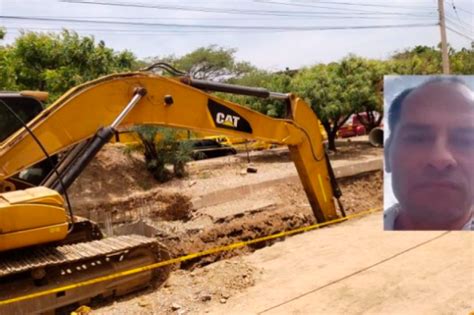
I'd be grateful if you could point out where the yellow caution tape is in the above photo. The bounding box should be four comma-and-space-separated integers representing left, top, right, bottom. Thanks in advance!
0, 207, 381, 306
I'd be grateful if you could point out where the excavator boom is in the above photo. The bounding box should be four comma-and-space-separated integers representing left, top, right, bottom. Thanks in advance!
0, 72, 339, 222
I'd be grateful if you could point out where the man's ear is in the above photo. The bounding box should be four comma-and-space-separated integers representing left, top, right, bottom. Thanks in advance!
385, 135, 392, 173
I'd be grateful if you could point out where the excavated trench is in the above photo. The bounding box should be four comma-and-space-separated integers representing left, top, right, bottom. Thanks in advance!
63, 143, 384, 313
80, 170, 382, 271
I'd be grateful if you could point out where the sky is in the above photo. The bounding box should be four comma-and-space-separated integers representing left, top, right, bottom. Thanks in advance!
383, 75, 474, 209
0, 0, 473, 71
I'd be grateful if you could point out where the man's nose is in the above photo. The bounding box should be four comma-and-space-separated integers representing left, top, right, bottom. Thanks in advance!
426, 138, 457, 171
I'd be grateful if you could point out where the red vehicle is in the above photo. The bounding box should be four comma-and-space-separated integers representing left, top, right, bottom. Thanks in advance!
337, 114, 367, 138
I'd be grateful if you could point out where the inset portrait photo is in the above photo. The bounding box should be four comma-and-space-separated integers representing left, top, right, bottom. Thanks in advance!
384, 75, 474, 231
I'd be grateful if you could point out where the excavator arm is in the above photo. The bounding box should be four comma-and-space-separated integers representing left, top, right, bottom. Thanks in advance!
0, 72, 340, 223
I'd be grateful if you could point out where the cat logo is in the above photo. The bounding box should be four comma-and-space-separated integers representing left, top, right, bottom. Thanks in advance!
208, 99, 252, 133
216, 112, 240, 127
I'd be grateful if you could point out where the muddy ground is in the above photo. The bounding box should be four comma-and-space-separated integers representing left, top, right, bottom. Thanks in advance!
66, 140, 383, 314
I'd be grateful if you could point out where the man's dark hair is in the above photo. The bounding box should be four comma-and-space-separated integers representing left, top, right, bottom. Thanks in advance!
388, 76, 471, 134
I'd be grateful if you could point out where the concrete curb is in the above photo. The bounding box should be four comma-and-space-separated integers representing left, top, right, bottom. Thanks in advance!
192, 156, 382, 209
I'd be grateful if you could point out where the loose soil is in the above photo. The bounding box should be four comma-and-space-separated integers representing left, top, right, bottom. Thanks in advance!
65, 140, 383, 314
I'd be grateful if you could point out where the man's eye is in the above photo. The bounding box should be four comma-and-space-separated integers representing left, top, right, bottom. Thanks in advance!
402, 134, 430, 144
451, 136, 474, 147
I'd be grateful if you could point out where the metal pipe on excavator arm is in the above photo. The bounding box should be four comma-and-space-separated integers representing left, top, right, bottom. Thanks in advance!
0, 72, 341, 222
45, 88, 147, 194
180, 77, 290, 100
110, 88, 147, 128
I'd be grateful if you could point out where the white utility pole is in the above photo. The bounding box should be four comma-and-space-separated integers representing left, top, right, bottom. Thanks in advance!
438, 0, 450, 74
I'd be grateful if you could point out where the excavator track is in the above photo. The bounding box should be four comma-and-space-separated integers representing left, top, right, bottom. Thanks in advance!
0, 235, 171, 315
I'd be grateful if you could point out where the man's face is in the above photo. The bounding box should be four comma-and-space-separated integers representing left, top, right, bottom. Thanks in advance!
386, 82, 474, 224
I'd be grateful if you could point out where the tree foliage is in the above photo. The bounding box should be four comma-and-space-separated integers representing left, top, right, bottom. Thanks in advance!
125, 126, 193, 182
451, 46, 474, 74
0, 29, 16, 90
149, 45, 255, 80
1, 27, 472, 154
389, 44, 474, 75
349, 59, 385, 132
225, 69, 293, 117
0, 30, 138, 103
291, 56, 384, 151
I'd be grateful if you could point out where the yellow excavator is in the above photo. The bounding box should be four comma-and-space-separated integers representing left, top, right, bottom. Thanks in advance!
0, 64, 344, 314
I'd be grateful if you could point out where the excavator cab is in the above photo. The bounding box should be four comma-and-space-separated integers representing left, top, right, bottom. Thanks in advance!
0, 92, 56, 188
0, 92, 45, 142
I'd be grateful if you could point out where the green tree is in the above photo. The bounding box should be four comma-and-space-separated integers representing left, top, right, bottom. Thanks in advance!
126, 126, 193, 182
149, 45, 255, 80
350, 59, 385, 132
225, 69, 293, 117
449, 45, 474, 74
292, 56, 383, 151
0, 29, 17, 91
292, 63, 346, 151
390, 45, 443, 74
1, 30, 138, 103
388, 44, 474, 75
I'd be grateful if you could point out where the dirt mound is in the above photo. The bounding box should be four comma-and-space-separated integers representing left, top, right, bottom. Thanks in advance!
68, 144, 156, 208
159, 206, 314, 270
339, 171, 383, 214
77, 190, 193, 223
156, 194, 193, 221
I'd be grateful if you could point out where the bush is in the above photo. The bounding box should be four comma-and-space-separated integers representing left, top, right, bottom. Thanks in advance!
125, 125, 193, 182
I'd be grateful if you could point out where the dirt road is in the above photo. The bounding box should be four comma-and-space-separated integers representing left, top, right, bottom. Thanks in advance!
205, 212, 473, 315
94, 212, 473, 315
